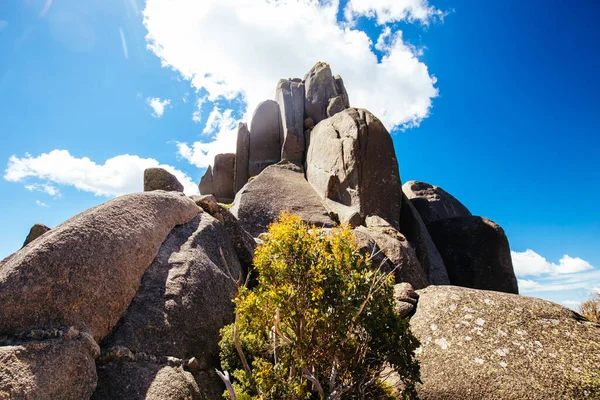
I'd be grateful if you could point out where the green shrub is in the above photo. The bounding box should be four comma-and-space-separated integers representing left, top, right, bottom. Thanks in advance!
219, 213, 421, 399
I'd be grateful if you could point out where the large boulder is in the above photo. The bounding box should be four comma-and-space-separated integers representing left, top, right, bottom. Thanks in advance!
93, 359, 204, 400
212, 153, 236, 203
306, 108, 402, 229
399, 193, 450, 285
98, 213, 241, 390
427, 217, 518, 294
410, 286, 600, 399
219, 205, 256, 275
249, 100, 282, 177
234, 122, 250, 193
403, 180, 471, 224
276, 78, 305, 164
231, 162, 334, 237
303, 62, 349, 125
22, 223, 50, 247
198, 165, 214, 195
0, 191, 199, 341
144, 167, 184, 193
0, 328, 99, 400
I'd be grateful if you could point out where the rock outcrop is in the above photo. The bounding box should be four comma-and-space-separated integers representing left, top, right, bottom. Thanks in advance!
410, 286, 600, 399
234, 122, 250, 193
212, 153, 236, 203
427, 217, 518, 294
394, 282, 419, 318
306, 108, 403, 229
399, 193, 450, 285
403, 181, 471, 224
198, 165, 213, 195
0, 329, 99, 400
95, 213, 241, 398
144, 168, 184, 193
22, 223, 50, 247
276, 78, 305, 164
304, 62, 349, 125
231, 162, 334, 237
0, 191, 199, 341
249, 100, 282, 177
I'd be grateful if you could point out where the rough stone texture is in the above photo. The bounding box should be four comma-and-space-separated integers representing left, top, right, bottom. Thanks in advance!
97, 213, 240, 398
249, 100, 282, 177
0, 191, 199, 341
399, 192, 450, 285
234, 122, 250, 193
231, 162, 334, 237
144, 168, 184, 193
403, 180, 472, 224
22, 223, 50, 247
334, 75, 350, 108
198, 165, 214, 195
219, 205, 256, 275
394, 282, 419, 318
212, 153, 236, 203
304, 62, 346, 125
306, 108, 403, 229
356, 221, 428, 289
326, 95, 345, 118
0, 330, 99, 400
410, 285, 600, 400
276, 78, 305, 164
190, 194, 219, 219
427, 217, 518, 294
93, 361, 206, 400
323, 198, 362, 227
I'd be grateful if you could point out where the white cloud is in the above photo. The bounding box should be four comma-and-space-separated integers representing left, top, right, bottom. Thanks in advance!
146, 97, 171, 118
40, 0, 53, 17
4, 150, 198, 196
25, 183, 61, 197
561, 300, 581, 306
142, 0, 439, 133
119, 27, 129, 59
177, 107, 239, 168
511, 249, 594, 277
192, 95, 209, 123
344, 0, 446, 25
517, 279, 541, 290
36, 200, 49, 208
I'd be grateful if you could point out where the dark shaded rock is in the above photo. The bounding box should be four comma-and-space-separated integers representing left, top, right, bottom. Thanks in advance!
0, 191, 199, 341
357, 218, 428, 289
324, 198, 362, 227
394, 282, 419, 318
22, 223, 50, 247
97, 212, 241, 397
231, 162, 334, 237
0, 329, 99, 399
219, 205, 256, 275
306, 108, 402, 229
304, 62, 347, 125
212, 153, 236, 203
303, 117, 315, 130
190, 194, 219, 218
276, 78, 305, 164
94, 360, 206, 400
410, 285, 600, 399
144, 167, 184, 193
399, 192, 450, 285
198, 165, 214, 195
403, 180, 471, 224
249, 100, 281, 177
427, 217, 518, 294
234, 122, 250, 193
334, 75, 350, 108
326, 95, 345, 118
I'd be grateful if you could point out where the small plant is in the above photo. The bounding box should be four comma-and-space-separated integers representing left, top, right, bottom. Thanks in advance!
579, 292, 600, 324
218, 213, 421, 399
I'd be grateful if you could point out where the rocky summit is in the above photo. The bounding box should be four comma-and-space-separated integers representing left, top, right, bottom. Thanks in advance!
1, 62, 597, 399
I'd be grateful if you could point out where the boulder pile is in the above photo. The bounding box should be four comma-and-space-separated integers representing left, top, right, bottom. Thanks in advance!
1, 62, 596, 399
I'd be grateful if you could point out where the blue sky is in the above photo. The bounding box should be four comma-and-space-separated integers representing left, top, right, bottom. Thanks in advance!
1, 0, 598, 310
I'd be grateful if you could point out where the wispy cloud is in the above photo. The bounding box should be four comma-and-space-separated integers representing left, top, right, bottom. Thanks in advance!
119, 27, 129, 59
192, 95, 208, 123
4, 149, 198, 196
40, 0, 53, 18
146, 97, 171, 118
25, 183, 61, 197
36, 200, 49, 208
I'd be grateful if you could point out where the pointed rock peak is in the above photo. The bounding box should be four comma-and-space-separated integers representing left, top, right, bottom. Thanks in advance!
304, 62, 350, 125
403, 180, 471, 224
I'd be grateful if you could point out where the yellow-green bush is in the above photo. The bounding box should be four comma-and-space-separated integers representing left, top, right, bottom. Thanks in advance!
219, 213, 421, 399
